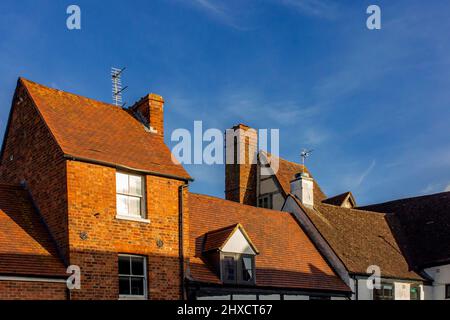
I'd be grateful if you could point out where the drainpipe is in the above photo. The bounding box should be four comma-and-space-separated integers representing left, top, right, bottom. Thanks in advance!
178, 183, 189, 300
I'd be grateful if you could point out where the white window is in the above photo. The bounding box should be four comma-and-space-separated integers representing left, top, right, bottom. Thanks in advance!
116, 172, 146, 219
118, 255, 147, 299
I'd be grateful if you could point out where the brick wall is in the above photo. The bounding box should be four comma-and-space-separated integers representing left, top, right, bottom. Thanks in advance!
66, 160, 189, 300
0, 280, 67, 300
0, 84, 69, 262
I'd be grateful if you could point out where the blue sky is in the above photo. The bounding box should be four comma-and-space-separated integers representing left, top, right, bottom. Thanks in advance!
0, 0, 449, 205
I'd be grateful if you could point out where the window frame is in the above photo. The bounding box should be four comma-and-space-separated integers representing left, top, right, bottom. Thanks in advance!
118, 254, 148, 300
446, 284, 450, 299
115, 171, 148, 222
373, 282, 394, 300
258, 194, 273, 209
220, 252, 256, 285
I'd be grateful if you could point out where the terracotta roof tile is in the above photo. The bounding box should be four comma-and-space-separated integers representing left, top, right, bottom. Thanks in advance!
20, 78, 191, 181
188, 193, 350, 292
0, 184, 66, 277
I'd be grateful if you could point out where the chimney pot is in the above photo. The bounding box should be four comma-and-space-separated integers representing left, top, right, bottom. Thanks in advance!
130, 93, 165, 138
290, 173, 314, 207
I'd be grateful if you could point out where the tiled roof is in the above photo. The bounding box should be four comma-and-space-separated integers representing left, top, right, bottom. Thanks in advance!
20, 78, 191, 181
291, 196, 424, 281
188, 193, 351, 293
361, 192, 450, 269
0, 184, 66, 277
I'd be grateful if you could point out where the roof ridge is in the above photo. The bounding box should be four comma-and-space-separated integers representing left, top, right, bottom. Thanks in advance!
361, 191, 450, 208
20, 77, 120, 110
320, 202, 388, 217
261, 151, 305, 168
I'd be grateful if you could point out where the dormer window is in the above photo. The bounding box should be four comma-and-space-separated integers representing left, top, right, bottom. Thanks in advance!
203, 224, 259, 286
116, 172, 147, 221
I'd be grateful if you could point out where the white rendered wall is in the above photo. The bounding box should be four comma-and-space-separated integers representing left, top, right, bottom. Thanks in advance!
424, 264, 450, 300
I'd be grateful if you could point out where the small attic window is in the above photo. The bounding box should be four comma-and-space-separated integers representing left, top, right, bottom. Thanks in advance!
203, 224, 259, 286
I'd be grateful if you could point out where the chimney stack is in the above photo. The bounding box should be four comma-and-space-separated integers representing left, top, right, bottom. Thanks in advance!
130, 93, 164, 138
225, 124, 258, 205
290, 172, 314, 207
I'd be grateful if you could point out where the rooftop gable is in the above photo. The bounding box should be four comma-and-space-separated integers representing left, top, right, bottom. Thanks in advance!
260, 152, 327, 204
322, 192, 356, 208
204, 224, 259, 255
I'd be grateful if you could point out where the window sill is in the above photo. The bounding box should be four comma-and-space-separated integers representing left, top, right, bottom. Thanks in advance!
115, 215, 150, 224
119, 295, 147, 300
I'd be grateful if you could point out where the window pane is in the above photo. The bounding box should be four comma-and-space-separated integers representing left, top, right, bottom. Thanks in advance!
116, 195, 129, 216
131, 257, 144, 276
131, 277, 145, 296
116, 173, 129, 194
118, 256, 130, 275
128, 196, 141, 217
129, 175, 142, 196
242, 257, 253, 281
119, 276, 130, 295
224, 257, 235, 281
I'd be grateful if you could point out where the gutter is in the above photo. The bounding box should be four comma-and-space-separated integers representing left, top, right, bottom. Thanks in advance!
0, 275, 66, 283
178, 183, 189, 300
63, 154, 194, 182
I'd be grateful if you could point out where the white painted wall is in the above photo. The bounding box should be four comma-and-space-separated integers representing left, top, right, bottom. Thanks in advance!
424, 264, 450, 300
394, 282, 410, 300
357, 278, 373, 300
349, 277, 426, 300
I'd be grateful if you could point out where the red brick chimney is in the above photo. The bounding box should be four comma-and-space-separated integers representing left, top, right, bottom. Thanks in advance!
130, 93, 164, 138
225, 124, 258, 205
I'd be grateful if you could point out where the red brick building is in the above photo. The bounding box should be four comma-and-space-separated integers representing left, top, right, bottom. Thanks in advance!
0, 78, 350, 300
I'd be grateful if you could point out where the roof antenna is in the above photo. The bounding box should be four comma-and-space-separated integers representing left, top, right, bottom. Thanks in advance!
111, 67, 128, 107
300, 149, 314, 175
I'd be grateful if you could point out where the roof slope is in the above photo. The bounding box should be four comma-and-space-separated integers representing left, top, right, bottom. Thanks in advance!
188, 193, 350, 293
361, 192, 450, 269
20, 78, 190, 180
292, 196, 423, 281
0, 184, 66, 277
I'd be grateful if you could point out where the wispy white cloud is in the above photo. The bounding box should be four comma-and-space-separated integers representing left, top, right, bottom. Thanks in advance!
279, 0, 339, 19
189, 0, 247, 30
356, 160, 376, 187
